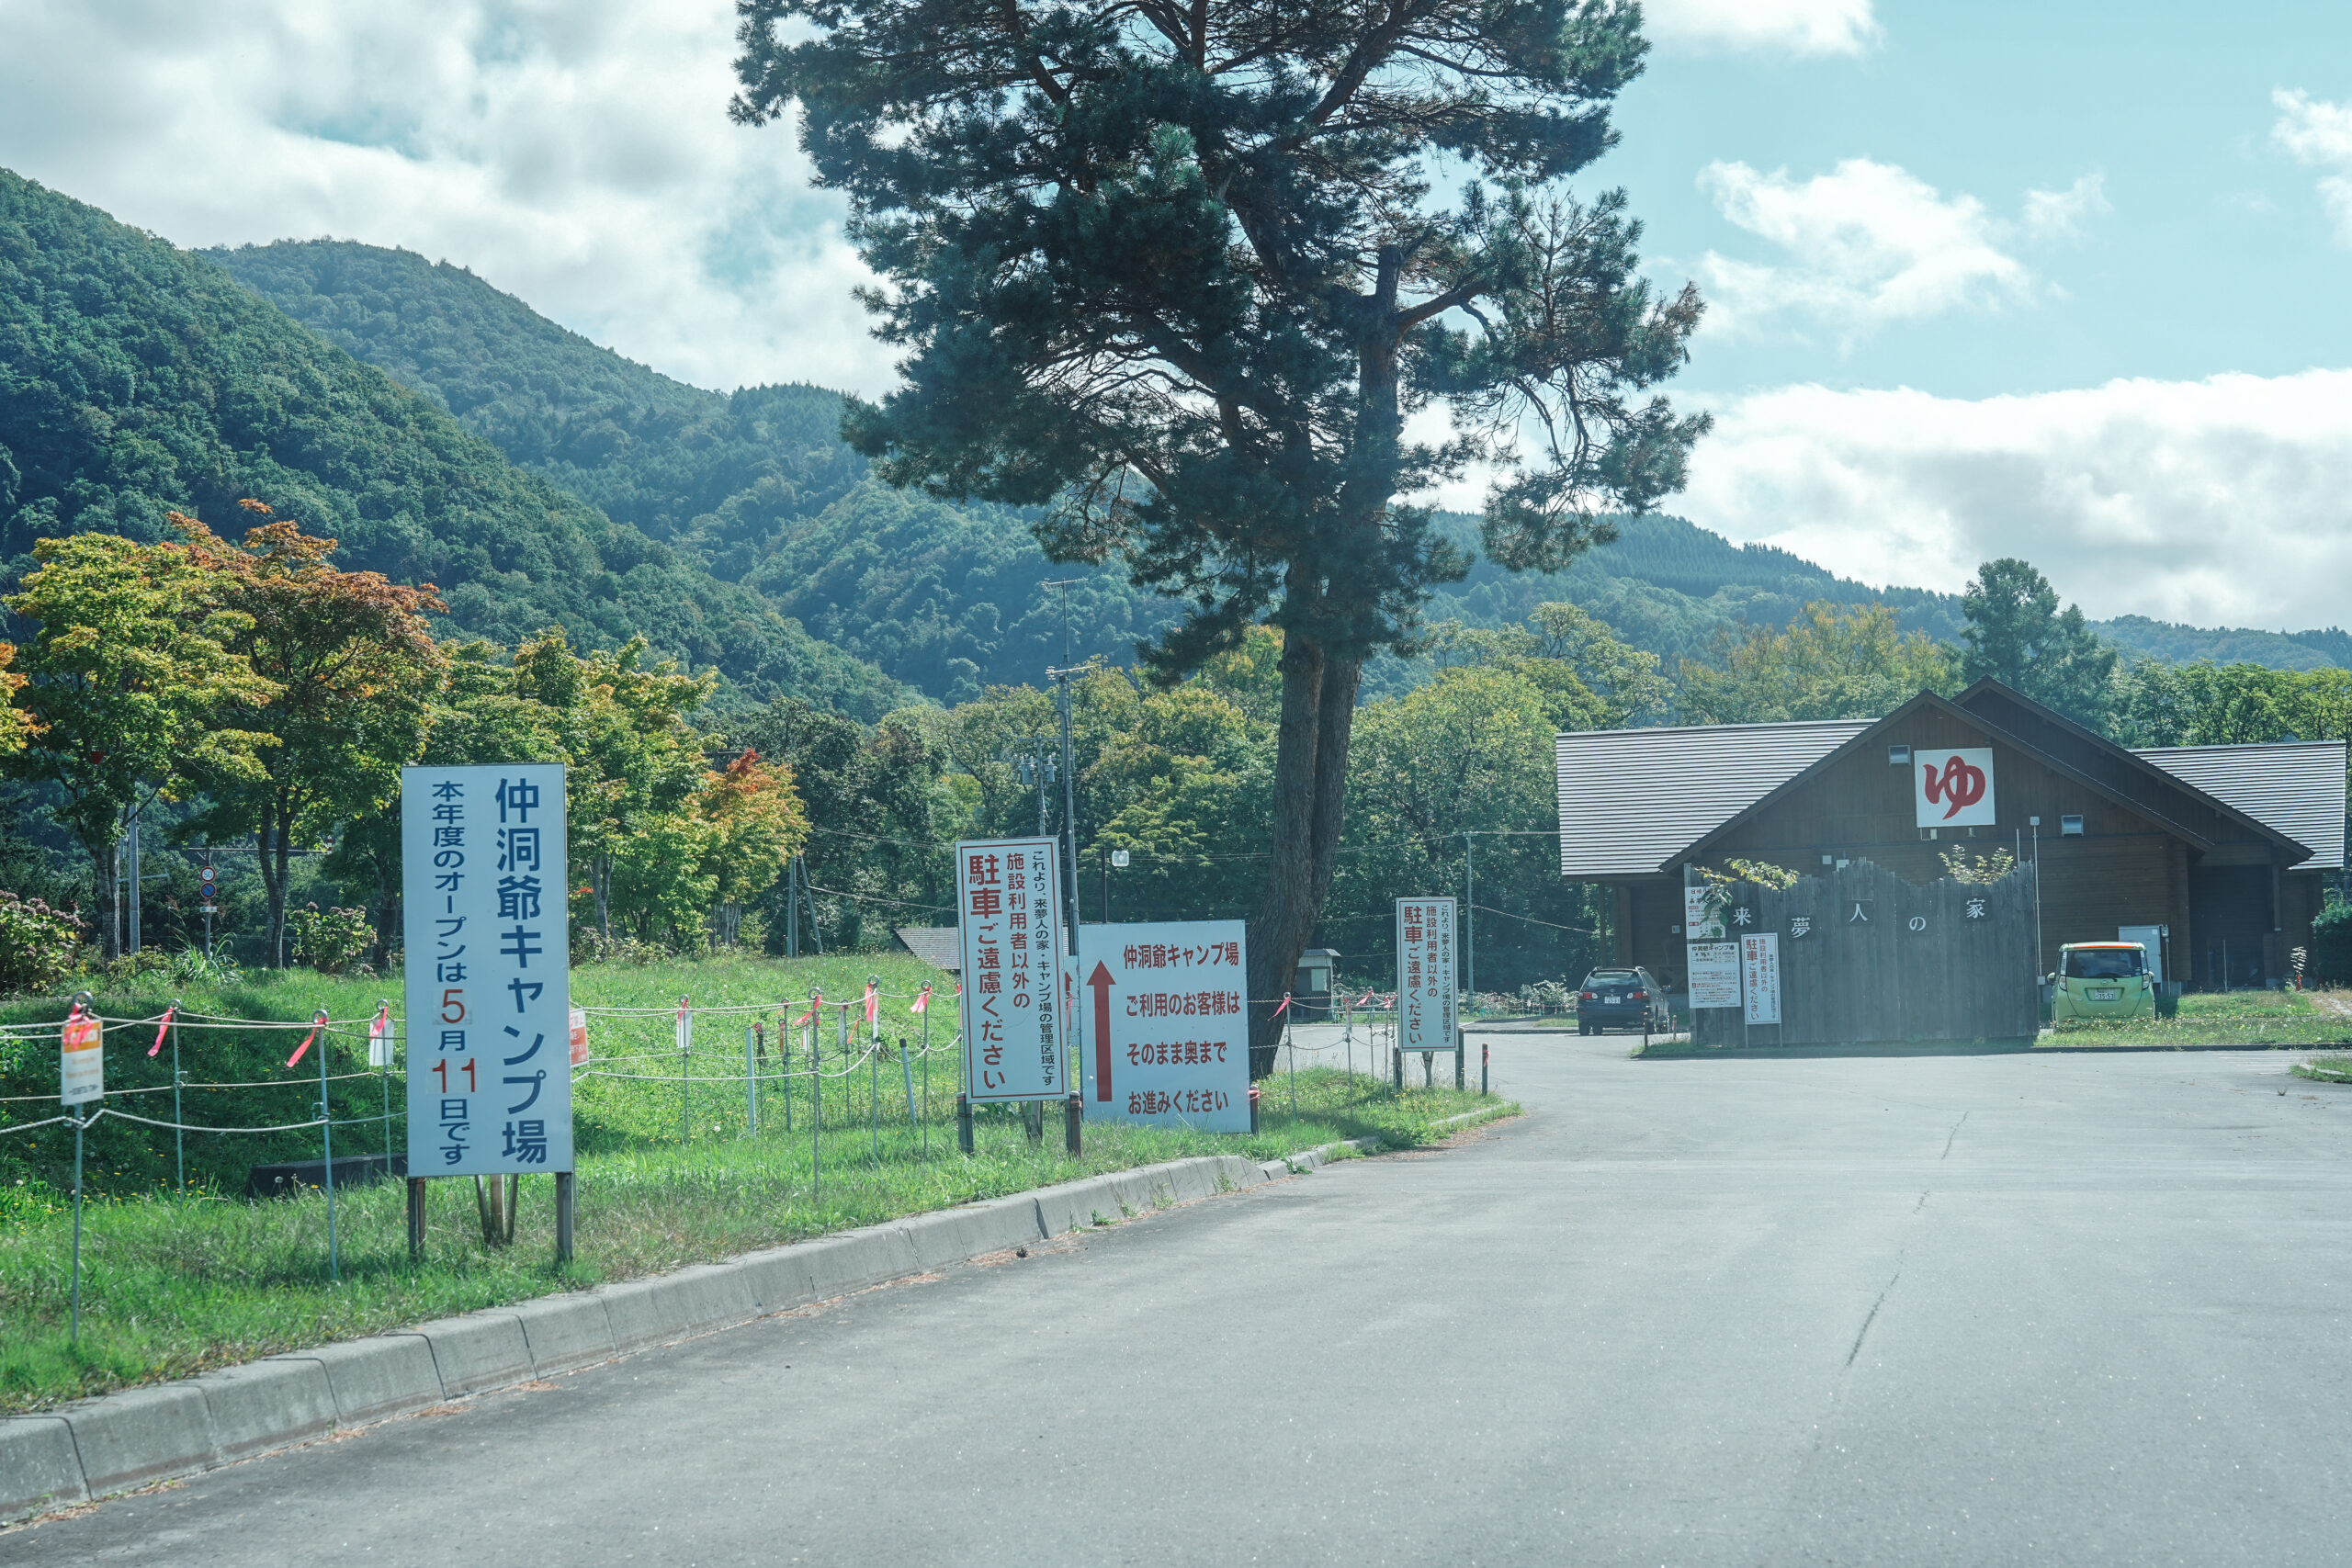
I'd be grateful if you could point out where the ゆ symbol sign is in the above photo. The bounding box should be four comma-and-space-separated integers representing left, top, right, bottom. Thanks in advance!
1921, 754, 1987, 820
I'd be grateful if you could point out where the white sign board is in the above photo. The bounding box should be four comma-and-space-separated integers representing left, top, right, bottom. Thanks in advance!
1915, 746, 1996, 828
1741, 933, 1781, 1025
1078, 920, 1249, 1131
1687, 942, 1742, 1010
61, 1012, 103, 1106
1684, 883, 1724, 940
402, 763, 574, 1177
956, 838, 1069, 1101
1396, 897, 1458, 1052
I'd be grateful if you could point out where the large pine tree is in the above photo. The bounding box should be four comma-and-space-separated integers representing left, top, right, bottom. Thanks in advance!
734, 0, 1708, 1066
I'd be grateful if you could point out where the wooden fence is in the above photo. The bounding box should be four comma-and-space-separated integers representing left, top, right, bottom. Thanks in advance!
1690, 859, 2039, 1047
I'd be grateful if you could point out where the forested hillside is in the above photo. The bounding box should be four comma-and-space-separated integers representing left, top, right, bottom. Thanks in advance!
203, 237, 2348, 689
0, 170, 904, 717
209, 239, 1183, 702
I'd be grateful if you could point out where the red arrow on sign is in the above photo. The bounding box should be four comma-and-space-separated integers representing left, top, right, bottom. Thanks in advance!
1088, 961, 1115, 1101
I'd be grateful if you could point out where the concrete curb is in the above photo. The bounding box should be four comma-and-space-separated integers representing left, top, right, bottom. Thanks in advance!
0, 1142, 1344, 1523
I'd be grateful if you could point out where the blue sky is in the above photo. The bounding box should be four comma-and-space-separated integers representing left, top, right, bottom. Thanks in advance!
1, 0, 2348, 629
1617, 0, 2352, 400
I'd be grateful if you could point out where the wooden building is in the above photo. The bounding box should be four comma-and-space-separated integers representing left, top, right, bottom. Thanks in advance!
1556, 679, 2346, 991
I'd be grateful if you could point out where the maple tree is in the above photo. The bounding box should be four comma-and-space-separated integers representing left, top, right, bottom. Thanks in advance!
180, 503, 446, 966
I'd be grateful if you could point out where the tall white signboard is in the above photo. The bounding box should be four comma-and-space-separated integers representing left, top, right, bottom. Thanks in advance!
403, 764, 573, 1177
1077, 921, 1249, 1131
1741, 933, 1781, 1026
956, 838, 1069, 1101
1396, 897, 1459, 1053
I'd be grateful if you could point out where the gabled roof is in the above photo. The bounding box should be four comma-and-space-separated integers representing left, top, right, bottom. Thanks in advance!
1555, 719, 1869, 877
892, 926, 960, 972
1555, 680, 2335, 879
1953, 680, 2317, 865
2136, 742, 2346, 870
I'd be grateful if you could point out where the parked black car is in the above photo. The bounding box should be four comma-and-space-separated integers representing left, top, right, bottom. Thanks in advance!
1577, 967, 1670, 1034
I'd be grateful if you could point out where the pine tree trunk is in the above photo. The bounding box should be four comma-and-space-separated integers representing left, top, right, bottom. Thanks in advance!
1245, 634, 1363, 1075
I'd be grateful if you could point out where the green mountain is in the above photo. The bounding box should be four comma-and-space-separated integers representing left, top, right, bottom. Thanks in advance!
0, 168, 905, 718
2093, 615, 2349, 672
207, 239, 1182, 704
198, 233, 2347, 692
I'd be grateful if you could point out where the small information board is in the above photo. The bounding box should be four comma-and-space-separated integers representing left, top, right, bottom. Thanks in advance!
1396, 897, 1459, 1053
956, 837, 1069, 1102
1078, 920, 1249, 1131
1687, 942, 1741, 1010
61, 1012, 103, 1106
401, 763, 573, 1177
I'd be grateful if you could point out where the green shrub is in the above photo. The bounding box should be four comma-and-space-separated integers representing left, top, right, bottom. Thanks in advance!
285, 904, 375, 975
0, 892, 84, 995
2314, 899, 2352, 987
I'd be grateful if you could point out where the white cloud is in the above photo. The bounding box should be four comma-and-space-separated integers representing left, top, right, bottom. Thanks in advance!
1644, 0, 1880, 58
0, 0, 888, 395
1695, 159, 2034, 339
2022, 172, 2110, 239
2272, 87, 2352, 244
1673, 370, 2352, 629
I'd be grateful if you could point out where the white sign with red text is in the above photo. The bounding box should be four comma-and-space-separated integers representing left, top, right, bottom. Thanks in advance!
1396, 897, 1459, 1053
1077, 920, 1249, 1131
1740, 933, 1781, 1026
956, 838, 1068, 1102
1915, 747, 1996, 829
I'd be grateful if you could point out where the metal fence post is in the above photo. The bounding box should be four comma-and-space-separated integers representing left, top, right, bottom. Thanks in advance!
957, 1092, 974, 1155
170, 999, 185, 1194
1481, 1039, 1489, 1096
554, 1169, 575, 1264
407, 1176, 426, 1260
1065, 1090, 1081, 1156
745, 1023, 759, 1138
313, 1009, 338, 1283
899, 1036, 917, 1130
677, 996, 692, 1145
1454, 1026, 1464, 1090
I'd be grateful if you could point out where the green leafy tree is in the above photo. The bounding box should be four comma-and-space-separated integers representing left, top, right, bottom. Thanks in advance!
514, 628, 714, 941
1335, 663, 1596, 992
733, 0, 1710, 1065
1680, 602, 1957, 724
728, 697, 957, 951
1425, 601, 1668, 730
1959, 560, 2116, 728
3, 532, 274, 958
322, 637, 576, 965
182, 507, 447, 966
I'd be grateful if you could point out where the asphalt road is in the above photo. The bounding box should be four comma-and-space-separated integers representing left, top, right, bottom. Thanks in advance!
9, 1035, 2349, 1566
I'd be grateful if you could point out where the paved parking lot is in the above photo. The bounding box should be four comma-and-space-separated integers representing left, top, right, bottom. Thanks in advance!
8, 1034, 2347, 1566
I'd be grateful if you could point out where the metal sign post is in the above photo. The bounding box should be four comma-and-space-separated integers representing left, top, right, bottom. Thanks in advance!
401, 763, 573, 1262
61, 991, 100, 1343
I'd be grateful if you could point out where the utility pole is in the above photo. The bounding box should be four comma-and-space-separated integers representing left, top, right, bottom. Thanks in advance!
1046, 666, 1081, 956
1464, 830, 1476, 1003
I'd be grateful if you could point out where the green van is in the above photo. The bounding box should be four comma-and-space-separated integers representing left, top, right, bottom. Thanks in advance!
2050, 942, 2154, 1021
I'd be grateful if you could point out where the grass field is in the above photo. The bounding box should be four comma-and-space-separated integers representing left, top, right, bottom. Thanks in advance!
2041, 987, 2352, 1048
2294, 1055, 2352, 1083
0, 953, 1511, 1415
